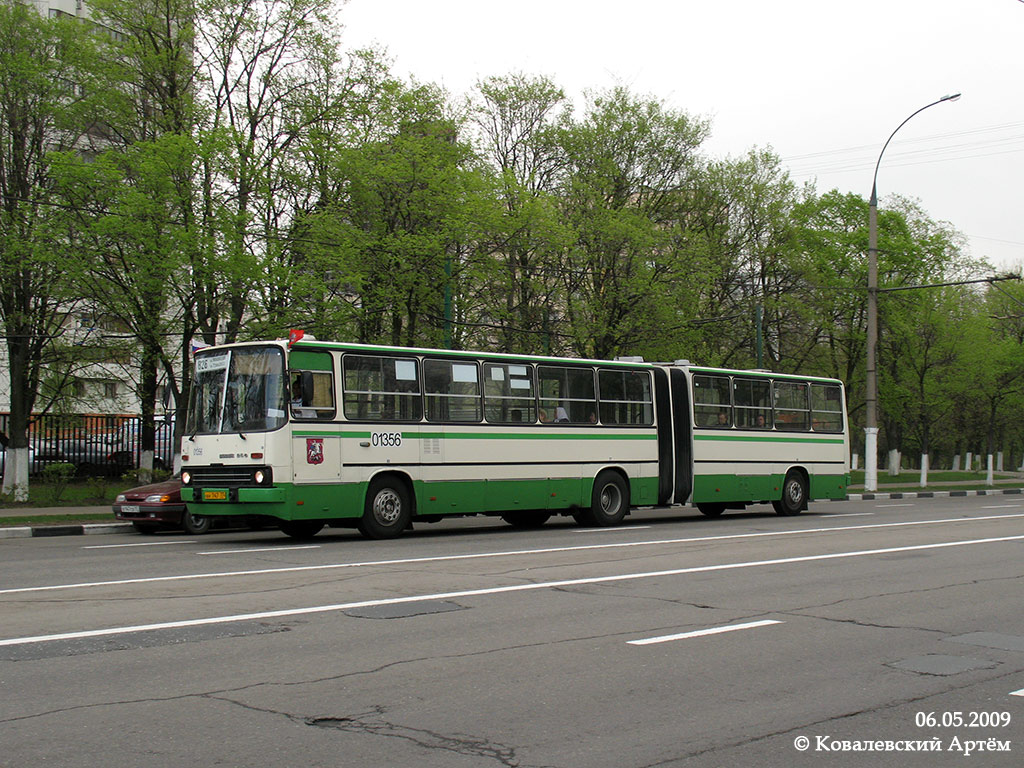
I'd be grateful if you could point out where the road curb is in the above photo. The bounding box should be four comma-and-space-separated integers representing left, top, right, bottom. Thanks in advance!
0, 522, 134, 539
847, 488, 1024, 501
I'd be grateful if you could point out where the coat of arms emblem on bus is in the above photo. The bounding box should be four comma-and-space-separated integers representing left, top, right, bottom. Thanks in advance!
306, 438, 324, 465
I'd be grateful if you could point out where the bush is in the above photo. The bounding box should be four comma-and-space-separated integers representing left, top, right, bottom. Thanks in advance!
40, 462, 76, 504
119, 466, 172, 487
84, 476, 113, 503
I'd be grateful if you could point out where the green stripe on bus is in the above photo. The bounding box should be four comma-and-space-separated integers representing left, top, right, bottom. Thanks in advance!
293, 340, 654, 369
694, 434, 845, 444
292, 430, 656, 441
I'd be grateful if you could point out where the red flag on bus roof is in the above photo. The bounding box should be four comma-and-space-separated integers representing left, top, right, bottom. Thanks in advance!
288, 329, 305, 347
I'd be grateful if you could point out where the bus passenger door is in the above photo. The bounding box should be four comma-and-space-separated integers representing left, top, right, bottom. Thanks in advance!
670, 368, 693, 504
653, 368, 674, 506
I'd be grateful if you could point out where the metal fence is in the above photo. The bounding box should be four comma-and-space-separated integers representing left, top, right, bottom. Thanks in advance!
0, 413, 176, 478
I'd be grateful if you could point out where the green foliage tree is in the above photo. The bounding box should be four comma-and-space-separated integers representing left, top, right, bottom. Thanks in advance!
0, 5, 98, 498
788, 190, 871, 421
689, 149, 800, 369
51, 0, 201, 477
554, 87, 710, 360
467, 73, 573, 354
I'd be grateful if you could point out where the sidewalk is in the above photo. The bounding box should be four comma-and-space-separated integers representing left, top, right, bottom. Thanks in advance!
0, 505, 132, 539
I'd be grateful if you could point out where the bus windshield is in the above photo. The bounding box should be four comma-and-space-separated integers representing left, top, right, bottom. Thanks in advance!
186, 346, 287, 435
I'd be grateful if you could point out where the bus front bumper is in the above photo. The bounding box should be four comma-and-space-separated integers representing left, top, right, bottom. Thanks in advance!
182, 486, 287, 504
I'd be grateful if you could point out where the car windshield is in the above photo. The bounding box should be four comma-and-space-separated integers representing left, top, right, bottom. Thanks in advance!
186, 346, 287, 435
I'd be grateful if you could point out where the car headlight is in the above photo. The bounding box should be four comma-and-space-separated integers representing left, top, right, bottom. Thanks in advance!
181, 470, 191, 485
115, 494, 126, 503
145, 494, 170, 503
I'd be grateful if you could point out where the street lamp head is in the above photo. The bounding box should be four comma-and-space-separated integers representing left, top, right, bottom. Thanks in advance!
942, 93, 962, 103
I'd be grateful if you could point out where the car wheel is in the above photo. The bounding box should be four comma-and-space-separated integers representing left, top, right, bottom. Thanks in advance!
358, 476, 412, 539
181, 512, 212, 534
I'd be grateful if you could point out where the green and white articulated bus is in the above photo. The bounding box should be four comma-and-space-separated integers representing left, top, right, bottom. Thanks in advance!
180, 337, 850, 539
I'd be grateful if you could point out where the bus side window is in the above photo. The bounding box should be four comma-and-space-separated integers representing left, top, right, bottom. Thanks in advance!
425, 359, 481, 423
598, 369, 653, 425
484, 363, 536, 423
773, 381, 809, 431
811, 383, 844, 432
289, 369, 336, 421
343, 355, 421, 422
692, 374, 731, 428
734, 377, 771, 429
538, 365, 596, 425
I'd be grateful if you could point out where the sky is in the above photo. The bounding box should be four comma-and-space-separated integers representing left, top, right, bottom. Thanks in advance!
339, 0, 1024, 271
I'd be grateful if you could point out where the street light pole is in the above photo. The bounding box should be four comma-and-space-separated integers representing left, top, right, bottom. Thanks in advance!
865, 92, 960, 492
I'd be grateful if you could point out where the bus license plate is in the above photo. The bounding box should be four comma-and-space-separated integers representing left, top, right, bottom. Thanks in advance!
203, 490, 227, 501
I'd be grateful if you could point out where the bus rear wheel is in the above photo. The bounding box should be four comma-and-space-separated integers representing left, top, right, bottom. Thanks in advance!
576, 471, 629, 527
773, 471, 807, 516
359, 476, 412, 539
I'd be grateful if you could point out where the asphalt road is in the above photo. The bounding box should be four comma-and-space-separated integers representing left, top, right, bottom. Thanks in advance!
1, 496, 1022, 767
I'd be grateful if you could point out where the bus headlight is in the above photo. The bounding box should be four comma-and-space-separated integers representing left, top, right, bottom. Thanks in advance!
254, 469, 266, 485
181, 470, 191, 485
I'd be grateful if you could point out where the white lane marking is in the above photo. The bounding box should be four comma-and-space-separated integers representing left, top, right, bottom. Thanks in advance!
5, 512, 1024, 596
82, 541, 198, 549
981, 504, 1022, 509
576, 526, 652, 533
2, 533, 1023, 648
875, 504, 914, 508
827, 512, 877, 517
1011, 688, 1024, 697
628, 619, 783, 645
196, 545, 320, 556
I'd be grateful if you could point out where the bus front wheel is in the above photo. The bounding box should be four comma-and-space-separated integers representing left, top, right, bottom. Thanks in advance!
576, 471, 629, 527
181, 512, 212, 535
773, 471, 807, 516
359, 476, 412, 539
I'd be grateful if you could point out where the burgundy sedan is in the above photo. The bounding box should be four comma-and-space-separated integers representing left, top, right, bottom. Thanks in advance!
113, 478, 211, 534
